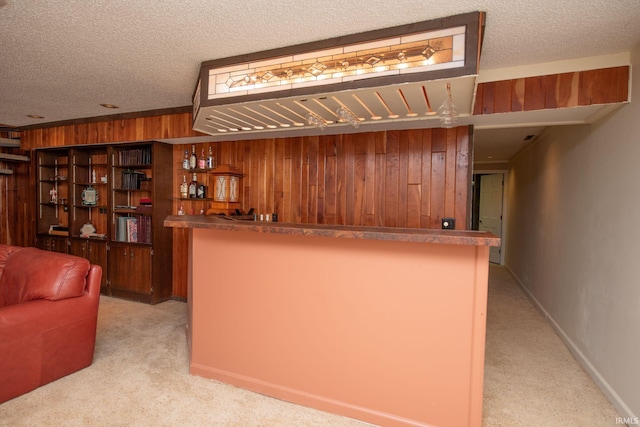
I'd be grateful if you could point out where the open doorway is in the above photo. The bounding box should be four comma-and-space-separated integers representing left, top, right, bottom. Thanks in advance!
472, 173, 504, 264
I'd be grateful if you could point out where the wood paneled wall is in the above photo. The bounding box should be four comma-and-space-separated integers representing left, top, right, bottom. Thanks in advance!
19, 112, 199, 149
170, 128, 472, 299
0, 147, 36, 247
474, 66, 629, 115
177, 128, 471, 228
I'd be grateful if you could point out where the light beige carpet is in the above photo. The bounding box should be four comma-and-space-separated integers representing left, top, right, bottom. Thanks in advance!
0, 266, 622, 426
482, 266, 621, 426
0, 296, 367, 427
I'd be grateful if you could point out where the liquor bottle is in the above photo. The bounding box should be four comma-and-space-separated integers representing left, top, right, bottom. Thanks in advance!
198, 149, 206, 169
188, 173, 197, 198
206, 146, 215, 169
177, 203, 185, 216
182, 150, 190, 170
189, 145, 197, 169
180, 175, 188, 198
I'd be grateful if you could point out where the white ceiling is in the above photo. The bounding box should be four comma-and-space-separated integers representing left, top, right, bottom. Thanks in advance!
1, 0, 639, 161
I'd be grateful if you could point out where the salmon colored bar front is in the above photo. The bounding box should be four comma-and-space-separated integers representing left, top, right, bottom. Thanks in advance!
180, 222, 494, 427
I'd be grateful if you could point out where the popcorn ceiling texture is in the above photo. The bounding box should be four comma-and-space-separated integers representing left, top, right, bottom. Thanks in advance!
0, 0, 639, 127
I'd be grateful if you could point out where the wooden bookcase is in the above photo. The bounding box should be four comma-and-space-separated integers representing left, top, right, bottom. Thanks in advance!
108, 141, 173, 304
35, 141, 173, 304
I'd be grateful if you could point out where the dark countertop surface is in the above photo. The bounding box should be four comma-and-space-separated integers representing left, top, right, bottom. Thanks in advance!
164, 215, 501, 246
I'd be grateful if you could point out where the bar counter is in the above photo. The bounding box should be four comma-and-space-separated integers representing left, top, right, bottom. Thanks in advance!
165, 215, 499, 427
164, 215, 500, 246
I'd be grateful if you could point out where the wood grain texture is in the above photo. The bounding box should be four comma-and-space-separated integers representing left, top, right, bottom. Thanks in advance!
20, 112, 198, 149
0, 147, 35, 247
174, 128, 471, 231
476, 66, 630, 115
15, 111, 472, 300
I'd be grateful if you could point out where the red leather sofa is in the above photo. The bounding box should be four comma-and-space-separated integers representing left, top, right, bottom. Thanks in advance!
0, 245, 102, 403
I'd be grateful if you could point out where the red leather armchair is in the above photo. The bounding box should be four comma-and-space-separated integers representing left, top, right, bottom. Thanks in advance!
0, 245, 102, 403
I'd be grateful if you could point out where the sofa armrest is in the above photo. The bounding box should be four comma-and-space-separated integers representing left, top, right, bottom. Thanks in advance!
0, 264, 101, 403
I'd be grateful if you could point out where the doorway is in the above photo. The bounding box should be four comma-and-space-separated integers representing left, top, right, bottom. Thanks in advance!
472, 173, 504, 264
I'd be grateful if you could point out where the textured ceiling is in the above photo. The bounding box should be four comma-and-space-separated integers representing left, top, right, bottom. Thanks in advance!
1, 0, 639, 159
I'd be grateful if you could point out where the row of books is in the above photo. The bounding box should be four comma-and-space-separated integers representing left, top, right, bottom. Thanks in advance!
117, 148, 151, 166
121, 170, 147, 190
115, 215, 152, 243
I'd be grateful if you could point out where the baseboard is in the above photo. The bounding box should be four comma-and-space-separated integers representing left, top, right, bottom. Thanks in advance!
189, 363, 427, 427
504, 265, 637, 422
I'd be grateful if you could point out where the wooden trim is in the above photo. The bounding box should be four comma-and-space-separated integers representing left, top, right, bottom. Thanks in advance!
19, 111, 202, 149
18, 105, 193, 131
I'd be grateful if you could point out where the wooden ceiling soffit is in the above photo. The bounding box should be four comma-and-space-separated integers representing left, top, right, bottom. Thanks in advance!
474, 66, 630, 115
193, 12, 485, 139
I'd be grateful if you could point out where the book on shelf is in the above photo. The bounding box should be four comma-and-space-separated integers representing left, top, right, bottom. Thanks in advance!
117, 148, 151, 166
116, 215, 151, 243
48, 225, 69, 236
121, 170, 146, 190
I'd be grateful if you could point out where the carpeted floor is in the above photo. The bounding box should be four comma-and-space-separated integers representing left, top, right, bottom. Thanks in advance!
0, 266, 622, 426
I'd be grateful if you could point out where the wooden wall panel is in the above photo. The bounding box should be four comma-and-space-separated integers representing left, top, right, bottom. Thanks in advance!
13, 109, 472, 300
476, 66, 630, 115
171, 127, 471, 232
20, 112, 198, 149
0, 148, 36, 247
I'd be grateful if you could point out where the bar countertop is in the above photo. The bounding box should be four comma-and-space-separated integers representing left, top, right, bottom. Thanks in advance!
164, 215, 500, 246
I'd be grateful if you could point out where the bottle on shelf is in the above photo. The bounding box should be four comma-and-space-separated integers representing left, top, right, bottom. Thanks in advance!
206, 146, 215, 169
198, 149, 206, 169
177, 203, 185, 216
189, 145, 197, 170
188, 173, 198, 199
180, 175, 188, 198
182, 150, 190, 170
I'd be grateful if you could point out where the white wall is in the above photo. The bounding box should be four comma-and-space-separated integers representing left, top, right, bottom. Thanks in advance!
505, 45, 640, 418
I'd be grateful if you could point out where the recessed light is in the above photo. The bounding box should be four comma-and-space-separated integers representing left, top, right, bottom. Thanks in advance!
27, 114, 45, 119
523, 134, 535, 141
100, 103, 119, 109
487, 156, 493, 159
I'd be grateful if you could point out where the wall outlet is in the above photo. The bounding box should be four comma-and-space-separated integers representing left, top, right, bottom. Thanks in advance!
442, 218, 455, 230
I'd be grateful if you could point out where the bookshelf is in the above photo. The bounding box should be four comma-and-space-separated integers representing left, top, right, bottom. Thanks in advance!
35, 141, 173, 304
108, 141, 173, 304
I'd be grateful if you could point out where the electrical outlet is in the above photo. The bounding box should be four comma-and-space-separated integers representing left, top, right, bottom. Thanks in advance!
442, 218, 455, 230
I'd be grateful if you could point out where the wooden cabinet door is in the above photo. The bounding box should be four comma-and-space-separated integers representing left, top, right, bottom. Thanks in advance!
127, 246, 152, 294
69, 239, 88, 257
39, 236, 68, 253
108, 244, 151, 296
108, 244, 130, 292
87, 240, 108, 292
70, 239, 108, 292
